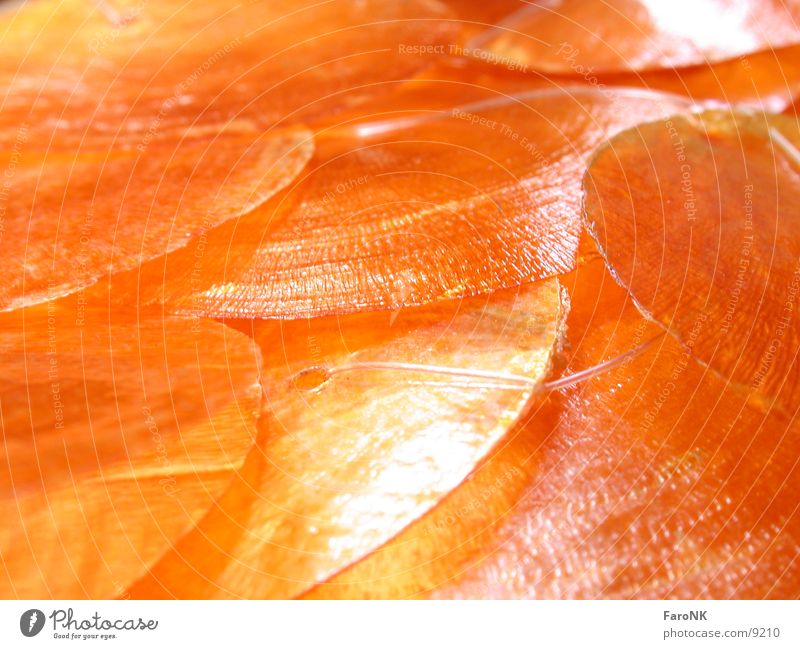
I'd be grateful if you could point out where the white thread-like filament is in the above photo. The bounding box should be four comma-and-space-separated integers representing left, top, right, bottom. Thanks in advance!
292, 334, 663, 393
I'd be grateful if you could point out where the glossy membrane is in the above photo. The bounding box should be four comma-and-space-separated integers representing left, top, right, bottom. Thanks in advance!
468, 0, 800, 74
0, 0, 457, 147
0, 127, 312, 311
0, 300, 261, 598
309, 248, 800, 598
585, 110, 800, 416
123, 86, 690, 319
127, 278, 565, 598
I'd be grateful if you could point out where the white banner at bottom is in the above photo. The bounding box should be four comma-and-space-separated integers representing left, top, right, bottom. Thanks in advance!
0, 600, 796, 648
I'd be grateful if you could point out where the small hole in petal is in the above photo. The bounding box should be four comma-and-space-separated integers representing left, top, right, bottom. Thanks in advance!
292, 366, 331, 392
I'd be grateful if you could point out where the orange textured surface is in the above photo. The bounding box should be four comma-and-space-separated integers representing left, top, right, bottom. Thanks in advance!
469, 0, 800, 74
118, 86, 689, 319
1, 0, 799, 602
429, 256, 800, 598
0, 301, 261, 598
585, 110, 800, 417
0, 127, 312, 312
126, 279, 564, 597
309, 251, 800, 598
0, 0, 458, 147
601, 46, 800, 112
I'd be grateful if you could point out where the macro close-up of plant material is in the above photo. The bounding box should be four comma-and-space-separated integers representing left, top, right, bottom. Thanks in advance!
1, 0, 799, 600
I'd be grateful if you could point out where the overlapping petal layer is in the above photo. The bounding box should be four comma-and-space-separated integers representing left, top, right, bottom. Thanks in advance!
0, 0, 798, 602
0, 127, 312, 311
0, 300, 261, 598
309, 250, 800, 598
601, 46, 800, 111
585, 110, 800, 415
468, 0, 800, 74
122, 86, 689, 319
126, 278, 564, 598
0, 0, 457, 147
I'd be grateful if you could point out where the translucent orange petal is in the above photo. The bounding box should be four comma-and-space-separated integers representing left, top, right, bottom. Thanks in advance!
304, 390, 559, 599
121, 86, 689, 319
0, 127, 312, 311
784, 89, 800, 115
436, 1, 531, 41
316, 251, 800, 598
603, 45, 800, 111
415, 38, 800, 112
0, 0, 457, 147
126, 278, 565, 598
585, 110, 800, 416
0, 301, 261, 598
468, 0, 800, 74
441, 257, 800, 598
